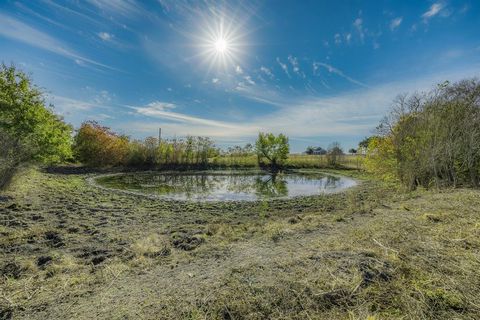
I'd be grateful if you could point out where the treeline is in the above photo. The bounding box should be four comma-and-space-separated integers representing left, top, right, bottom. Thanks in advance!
74, 121, 218, 167
365, 79, 480, 189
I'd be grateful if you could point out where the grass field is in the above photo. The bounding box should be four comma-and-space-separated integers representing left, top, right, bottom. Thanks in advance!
211, 154, 363, 170
1, 167, 480, 319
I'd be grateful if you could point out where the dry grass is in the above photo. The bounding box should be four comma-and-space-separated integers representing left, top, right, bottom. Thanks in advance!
211, 154, 363, 169
0, 167, 479, 319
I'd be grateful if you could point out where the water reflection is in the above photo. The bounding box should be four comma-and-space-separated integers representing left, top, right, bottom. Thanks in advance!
96, 171, 356, 201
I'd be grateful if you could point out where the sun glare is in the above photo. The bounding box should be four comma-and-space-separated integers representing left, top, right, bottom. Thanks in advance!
214, 38, 228, 53
192, 9, 250, 72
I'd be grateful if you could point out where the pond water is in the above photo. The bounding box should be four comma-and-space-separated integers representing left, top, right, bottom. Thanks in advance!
94, 171, 357, 201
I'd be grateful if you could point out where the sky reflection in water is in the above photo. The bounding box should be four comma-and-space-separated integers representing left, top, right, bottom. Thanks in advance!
96, 171, 357, 201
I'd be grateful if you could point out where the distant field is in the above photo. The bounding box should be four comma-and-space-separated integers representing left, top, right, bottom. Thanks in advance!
211, 154, 363, 169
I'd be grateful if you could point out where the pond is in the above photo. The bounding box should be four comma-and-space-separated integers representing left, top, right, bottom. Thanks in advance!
93, 171, 357, 201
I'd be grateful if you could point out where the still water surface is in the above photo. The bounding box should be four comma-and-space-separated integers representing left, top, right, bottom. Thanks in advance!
95, 171, 357, 201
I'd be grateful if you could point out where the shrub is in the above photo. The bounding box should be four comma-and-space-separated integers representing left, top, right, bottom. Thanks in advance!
367, 79, 480, 189
326, 142, 344, 167
73, 121, 129, 167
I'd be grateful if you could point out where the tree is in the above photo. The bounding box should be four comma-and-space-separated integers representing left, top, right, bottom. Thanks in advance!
363, 136, 398, 182
348, 148, 357, 154
255, 132, 289, 169
366, 78, 480, 189
305, 146, 314, 155
0, 64, 72, 187
73, 121, 129, 167
0, 64, 72, 163
326, 142, 344, 167
358, 136, 376, 154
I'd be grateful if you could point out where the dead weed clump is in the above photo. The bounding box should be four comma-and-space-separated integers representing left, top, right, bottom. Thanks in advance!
132, 234, 172, 258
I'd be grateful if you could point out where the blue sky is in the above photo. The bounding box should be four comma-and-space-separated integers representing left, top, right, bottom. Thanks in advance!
1, 0, 479, 152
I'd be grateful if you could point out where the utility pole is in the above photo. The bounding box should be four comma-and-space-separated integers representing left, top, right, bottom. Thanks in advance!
158, 127, 162, 145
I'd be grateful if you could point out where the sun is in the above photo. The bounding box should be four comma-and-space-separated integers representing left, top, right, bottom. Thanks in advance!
214, 38, 228, 53
192, 9, 250, 71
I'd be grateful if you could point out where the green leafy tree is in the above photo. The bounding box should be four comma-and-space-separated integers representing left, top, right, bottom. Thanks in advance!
255, 132, 289, 169
0, 64, 72, 163
358, 136, 376, 154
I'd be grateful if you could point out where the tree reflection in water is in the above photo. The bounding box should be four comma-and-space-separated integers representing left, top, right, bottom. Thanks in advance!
253, 174, 288, 197
96, 171, 355, 201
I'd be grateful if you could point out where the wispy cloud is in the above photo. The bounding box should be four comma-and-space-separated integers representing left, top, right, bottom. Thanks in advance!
0, 13, 120, 72
288, 55, 305, 78
132, 102, 250, 132
353, 18, 365, 42
345, 33, 352, 43
422, 3, 444, 19
235, 65, 243, 75
276, 57, 290, 78
144, 101, 177, 111
390, 17, 403, 30
260, 66, 275, 79
51, 95, 99, 111
98, 32, 113, 41
312, 62, 368, 88
86, 0, 145, 17
14, 2, 75, 32
334, 33, 342, 45
244, 75, 255, 85
48, 94, 117, 121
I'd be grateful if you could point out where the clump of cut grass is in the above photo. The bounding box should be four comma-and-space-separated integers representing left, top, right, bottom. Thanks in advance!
131, 234, 171, 259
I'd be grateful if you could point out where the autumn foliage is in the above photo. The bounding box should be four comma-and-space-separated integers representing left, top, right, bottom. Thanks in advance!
73, 121, 129, 166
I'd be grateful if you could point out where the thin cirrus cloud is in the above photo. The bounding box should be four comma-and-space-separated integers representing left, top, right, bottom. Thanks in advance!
312, 62, 368, 88
422, 3, 445, 19
0, 13, 119, 72
85, 0, 145, 17
47, 94, 115, 120
390, 17, 403, 30
97, 32, 113, 41
353, 18, 365, 42
260, 66, 275, 79
276, 57, 290, 78
144, 101, 177, 111
132, 102, 246, 130
288, 55, 305, 78
235, 65, 243, 74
